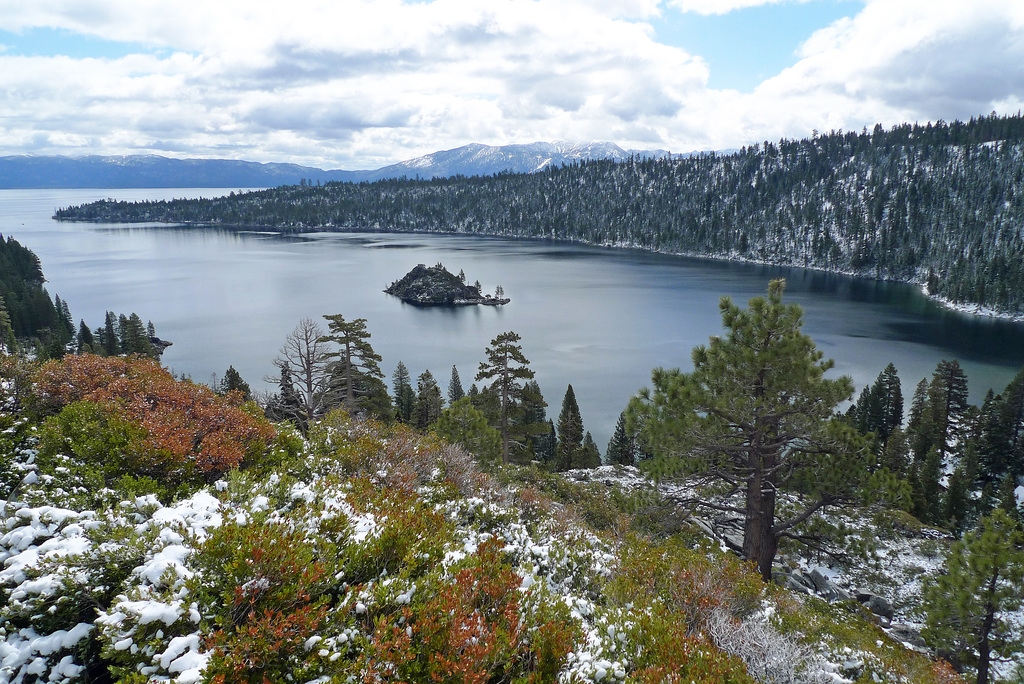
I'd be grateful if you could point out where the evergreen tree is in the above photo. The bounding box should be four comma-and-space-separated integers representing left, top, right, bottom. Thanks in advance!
100, 311, 120, 356
606, 411, 634, 466
533, 419, 557, 467
392, 361, 415, 423
930, 359, 971, 459
218, 365, 252, 401
628, 280, 867, 581
907, 377, 932, 461
582, 431, 601, 468
994, 368, 1024, 480
922, 509, 1024, 684
476, 331, 535, 464
0, 296, 14, 353
122, 313, 154, 357
434, 397, 502, 469
944, 467, 971, 531
321, 314, 384, 416
54, 295, 74, 342
414, 369, 444, 429
266, 363, 306, 430
76, 320, 94, 354
447, 365, 465, 404
555, 384, 585, 471
919, 447, 945, 525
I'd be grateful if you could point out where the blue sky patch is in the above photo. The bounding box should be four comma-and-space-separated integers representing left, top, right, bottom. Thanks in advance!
654, 0, 862, 92
0, 27, 153, 60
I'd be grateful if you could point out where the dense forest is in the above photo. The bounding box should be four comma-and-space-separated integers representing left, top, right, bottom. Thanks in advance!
56, 113, 1024, 315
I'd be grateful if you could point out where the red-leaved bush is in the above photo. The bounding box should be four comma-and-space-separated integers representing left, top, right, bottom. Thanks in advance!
34, 353, 276, 477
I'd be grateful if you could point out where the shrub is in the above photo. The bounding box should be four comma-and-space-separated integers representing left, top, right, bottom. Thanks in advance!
626, 607, 756, 684
357, 536, 578, 683
606, 535, 764, 632
189, 515, 344, 683
32, 354, 278, 491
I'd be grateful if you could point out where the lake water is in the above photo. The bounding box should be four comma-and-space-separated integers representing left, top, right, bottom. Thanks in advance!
4, 188, 1024, 449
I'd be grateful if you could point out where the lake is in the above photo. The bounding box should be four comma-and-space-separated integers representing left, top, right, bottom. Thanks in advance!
5, 187, 1024, 449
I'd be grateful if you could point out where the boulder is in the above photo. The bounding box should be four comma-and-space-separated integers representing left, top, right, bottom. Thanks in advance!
889, 623, 926, 648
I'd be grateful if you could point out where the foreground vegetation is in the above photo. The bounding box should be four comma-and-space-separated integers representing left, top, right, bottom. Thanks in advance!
0, 352, 968, 684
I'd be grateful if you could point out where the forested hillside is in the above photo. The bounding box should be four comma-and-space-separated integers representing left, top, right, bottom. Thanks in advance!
56, 113, 1024, 315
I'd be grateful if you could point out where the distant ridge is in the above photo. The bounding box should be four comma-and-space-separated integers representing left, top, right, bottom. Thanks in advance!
0, 142, 684, 189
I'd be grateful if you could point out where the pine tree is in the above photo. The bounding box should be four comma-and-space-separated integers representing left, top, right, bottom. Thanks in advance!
392, 361, 415, 423
944, 467, 971, 531
448, 365, 465, 404
930, 359, 971, 459
606, 411, 634, 466
628, 280, 867, 581
434, 397, 501, 469
0, 296, 14, 353
476, 331, 535, 464
582, 432, 601, 468
100, 311, 120, 356
919, 447, 945, 524
321, 314, 384, 416
266, 363, 306, 430
922, 509, 1024, 684
76, 320, 94, 354
556, 384, 584, 471
414, 369, 443, 429
219, 365, 252, 401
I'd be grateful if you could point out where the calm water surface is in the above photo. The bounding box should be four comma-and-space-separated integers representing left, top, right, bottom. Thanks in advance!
4, 188, 1024, 448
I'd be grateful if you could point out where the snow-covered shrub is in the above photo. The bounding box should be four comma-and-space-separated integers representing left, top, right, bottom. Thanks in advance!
705, 609, 830, 684
0, 498, 158, 683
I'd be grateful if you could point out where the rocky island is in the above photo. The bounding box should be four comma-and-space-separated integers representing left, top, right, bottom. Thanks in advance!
384, 263, 509, 306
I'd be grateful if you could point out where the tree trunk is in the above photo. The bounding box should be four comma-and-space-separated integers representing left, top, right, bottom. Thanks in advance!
743, 467, 779, 582
976, 575, 998, 684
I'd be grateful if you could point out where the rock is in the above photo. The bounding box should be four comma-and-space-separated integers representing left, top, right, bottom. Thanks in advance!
148, 336, 173, 355
807, 567, 852, 603
773, 571, 813, 595
889, 623, 926, 648
384, 263, 509, 306
864, 595, 895, 623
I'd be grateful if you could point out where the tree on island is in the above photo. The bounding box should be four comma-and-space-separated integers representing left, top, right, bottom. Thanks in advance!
628, 279, 869, 581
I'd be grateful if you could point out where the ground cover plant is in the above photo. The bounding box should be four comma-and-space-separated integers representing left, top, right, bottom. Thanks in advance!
0, 354, 968, 684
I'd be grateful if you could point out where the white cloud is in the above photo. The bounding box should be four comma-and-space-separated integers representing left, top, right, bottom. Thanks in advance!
1, 0, 1023, 167
668, 0, 808, 15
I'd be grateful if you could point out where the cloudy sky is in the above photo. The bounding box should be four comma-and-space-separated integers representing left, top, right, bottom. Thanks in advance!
2, 0, 1023, 170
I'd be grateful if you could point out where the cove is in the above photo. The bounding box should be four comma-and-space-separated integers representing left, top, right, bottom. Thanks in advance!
6, 188, 1024, 448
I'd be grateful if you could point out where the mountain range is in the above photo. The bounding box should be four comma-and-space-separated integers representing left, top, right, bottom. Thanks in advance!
0, 141, 682, 189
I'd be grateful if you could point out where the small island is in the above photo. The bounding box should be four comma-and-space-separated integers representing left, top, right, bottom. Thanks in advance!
385, 263, 509, 306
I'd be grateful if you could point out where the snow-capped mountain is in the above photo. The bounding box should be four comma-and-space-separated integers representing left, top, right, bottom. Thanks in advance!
364, 141, 677, 181
0, 142, 684, 189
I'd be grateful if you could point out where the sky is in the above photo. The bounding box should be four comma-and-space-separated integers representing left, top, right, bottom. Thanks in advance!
1, 0, 1024, 170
